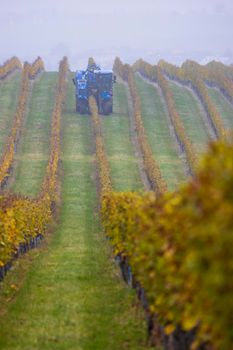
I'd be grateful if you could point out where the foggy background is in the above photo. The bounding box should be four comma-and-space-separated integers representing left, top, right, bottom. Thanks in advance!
1, 0, 233, 70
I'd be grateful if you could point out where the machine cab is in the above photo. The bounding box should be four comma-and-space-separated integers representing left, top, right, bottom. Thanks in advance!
73, 65, 115, 115
95, 70, 113, 92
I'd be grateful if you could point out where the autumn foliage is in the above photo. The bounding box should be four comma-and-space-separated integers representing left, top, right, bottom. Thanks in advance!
102, 139, 233, 350
0, 56, 22, 79
1, 54, 232, 350
28, 56, 44, 79
133, 59, 197, 175
114, 57, 167, 194
89, 96, 112, 198
192, 60, 233, 105
89, 57, 233, 348
0, 57, 68, 267
0, 57, 45, 187
158, 60, 227, 139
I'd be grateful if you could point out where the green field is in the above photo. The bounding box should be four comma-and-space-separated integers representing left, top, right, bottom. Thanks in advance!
12, 72, 58, 196
168, 80, 212, 156
0, 72, 21, 154
101, 82, 143, 191
135, 74, 186, 190
0, 61, 232, 350
207, 86, 233, 130
0, 74, 150, 350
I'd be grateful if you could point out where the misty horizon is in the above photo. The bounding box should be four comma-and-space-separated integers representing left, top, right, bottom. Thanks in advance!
1, 0, 233, 70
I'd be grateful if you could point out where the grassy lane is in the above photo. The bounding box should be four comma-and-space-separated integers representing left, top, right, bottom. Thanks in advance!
207, 87, 233, 130
12, 72, 58, 196
0, 74, 150, 350
102, 82, 143, 191
168, 80, 211, 157
0, 72, 21, 154
135, 75, 186, 190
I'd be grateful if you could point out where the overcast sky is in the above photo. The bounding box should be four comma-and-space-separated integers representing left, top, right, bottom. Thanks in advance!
1, 0, 233, 69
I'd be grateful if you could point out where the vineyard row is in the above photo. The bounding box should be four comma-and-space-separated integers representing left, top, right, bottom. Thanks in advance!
87, 60, 233, 350
0, 57, 68, 276
101, 143, 232, 350
0, 57, 44, 188
158, 60, 227, 139
0, 57, 22, 80
133, 59, 199, 174
114, 57, 167, 194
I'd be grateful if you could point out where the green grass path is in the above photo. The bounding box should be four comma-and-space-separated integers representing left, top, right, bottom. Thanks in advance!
207, 87, 233, 130
0, 74, 149, 350
168, 80, 211, 156
135, 75, 186, 190
102, 82, 143, 191
0, 72, 21, 154
12, 72, 57, 196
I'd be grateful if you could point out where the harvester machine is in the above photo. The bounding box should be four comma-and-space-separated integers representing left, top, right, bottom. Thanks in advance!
72, 62, 116, 115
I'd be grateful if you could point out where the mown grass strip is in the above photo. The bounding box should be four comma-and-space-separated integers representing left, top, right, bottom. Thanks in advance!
0, 60, 44, 188
135, 74, 186, 190
0, 72, 21, 154
0, 73, 150, 350
207, 86, 233, 130
168, 80, 211, 156
114, 58, 168, 193
133, 60, 197, 175
101, 82, 143, 191
12, 72, 58, 196
0, 58, 66, 272
158, 60, 225, 140
102, 139, 233, 350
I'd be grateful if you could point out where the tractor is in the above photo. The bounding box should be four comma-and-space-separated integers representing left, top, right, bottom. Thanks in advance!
73, 62, 116, 115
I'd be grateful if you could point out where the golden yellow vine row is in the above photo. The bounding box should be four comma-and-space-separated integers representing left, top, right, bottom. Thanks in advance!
89, 96, 112, 199
102, 139, 233, 350
0, 57, 68, 268
190, 60, 233, 105
114, 57, 167, 194
158, 60, 227, 139
88, 57, 232, 349
133, 59, 197, 174
0, 57, 22, 79
0, 58, 44, 187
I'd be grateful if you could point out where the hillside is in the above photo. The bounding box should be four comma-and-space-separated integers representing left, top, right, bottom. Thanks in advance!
0, 57, 232, 350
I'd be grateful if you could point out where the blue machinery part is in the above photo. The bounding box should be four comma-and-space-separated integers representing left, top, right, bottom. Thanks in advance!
72, 63, 116, 115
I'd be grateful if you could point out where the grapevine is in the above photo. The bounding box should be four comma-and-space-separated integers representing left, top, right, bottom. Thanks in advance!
0, 58, 45, 187
0, 57, 22, 80
0, 57, 68, 269
89, 95, 112, 199
158, 60, 227, 139
133, 59, 197, 174
102, 139, 233, 350
114, 57, 167, 194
